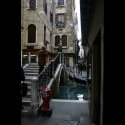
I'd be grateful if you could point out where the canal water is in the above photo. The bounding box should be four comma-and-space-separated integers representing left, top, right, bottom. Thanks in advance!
59, 80, 89, 101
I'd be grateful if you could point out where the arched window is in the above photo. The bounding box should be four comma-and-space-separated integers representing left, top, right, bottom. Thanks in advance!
55, 35, 60, 46
62, 35, 67, 46
28, 24, 36, 43
29, 0, 36, 10
58, 0, 64, 6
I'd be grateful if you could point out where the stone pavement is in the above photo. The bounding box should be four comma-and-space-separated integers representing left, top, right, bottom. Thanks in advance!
21, 99, 91, 125
21, 117, 78, 125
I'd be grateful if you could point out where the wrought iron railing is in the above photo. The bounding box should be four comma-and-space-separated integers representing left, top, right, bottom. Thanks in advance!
38, 52, 61, 87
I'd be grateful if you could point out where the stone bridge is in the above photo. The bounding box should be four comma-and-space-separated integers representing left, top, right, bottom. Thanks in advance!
21, 52, 69, 116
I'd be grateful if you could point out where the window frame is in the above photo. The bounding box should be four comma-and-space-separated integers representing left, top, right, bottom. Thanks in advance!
55, 35, 60, 47
62, 35, 67, 46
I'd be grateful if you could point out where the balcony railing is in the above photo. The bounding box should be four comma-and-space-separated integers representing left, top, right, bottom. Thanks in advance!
56, 21, 65, 28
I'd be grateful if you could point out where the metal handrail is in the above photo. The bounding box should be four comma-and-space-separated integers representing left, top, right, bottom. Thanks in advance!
38, 52, 61, 87
22, 63, 29, 69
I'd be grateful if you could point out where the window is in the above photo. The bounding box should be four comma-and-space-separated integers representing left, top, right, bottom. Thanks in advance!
58, 0, 64, 6
29, 0, 36, 10
43, 0, 47, 14
55, 13, 66, 28
62, 35, 67, 46
28, 24, 36, 43
23, 55, 28, 65
44, 26, 46, 43
55, 35, 60, 46
31, 55, 36, 63
50, 12, 53, 23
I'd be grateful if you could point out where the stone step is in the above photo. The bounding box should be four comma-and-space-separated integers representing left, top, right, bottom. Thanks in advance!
21, 106, 31, 116
21, 82, 31, 89
21, 109, 29, 115
22, 99, 31, 107
24, 79, 32, 85
24, 72, 39, 75
23, 80, 32, 85
22, 105, 31, 111
22, 97, 31, 103
25, 95, 31, 98
25, 76, 38, 80
24, 69, 39, 73
25, 91, 31, 98
25, 72, 39, 76
21, 108, 38, 117
25, 67, 39, 70
21, 109, 28, 113
28, 65, 39, 68
27, 85, 31, 90
22, 102, 30, 107
29, 63, 38, 65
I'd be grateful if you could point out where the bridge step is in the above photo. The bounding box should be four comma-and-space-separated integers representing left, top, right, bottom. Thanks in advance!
21, 105, 31, 116
28, 65, 39, 68
22, 63, 39, 114
24, 69, 39, 73
22, 105, 31, 111
22, 98, 31, 106
25, 91, 31, 98
25, 76, 38, 80
22, 97, 31, 102
25, 67, 39, 70
23, 80, 32, 84
25, 72, 39, 76
27, 85, 31, 90
29, 63, 38, 65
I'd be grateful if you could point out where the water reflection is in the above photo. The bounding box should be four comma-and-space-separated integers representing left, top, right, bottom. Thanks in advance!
58, 81, 88, 100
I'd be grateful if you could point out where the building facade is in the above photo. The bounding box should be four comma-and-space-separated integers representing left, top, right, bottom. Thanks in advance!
80, 0, 104, 125
21, 0, 78, 67
52, 0, 78, 67
21, 0, 53, 65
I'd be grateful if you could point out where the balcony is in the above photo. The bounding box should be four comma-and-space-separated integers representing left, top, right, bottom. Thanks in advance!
56, 21, 65, 28
56, 5, 65, 8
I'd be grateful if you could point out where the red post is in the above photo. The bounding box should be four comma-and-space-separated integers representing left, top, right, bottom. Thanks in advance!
38, 87, 52, 117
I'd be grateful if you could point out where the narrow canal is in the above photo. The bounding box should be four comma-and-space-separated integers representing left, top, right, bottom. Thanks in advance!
58, 79, 89, 101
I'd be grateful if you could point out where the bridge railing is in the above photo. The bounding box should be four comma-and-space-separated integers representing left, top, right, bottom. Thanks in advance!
38, 52, 61, 87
